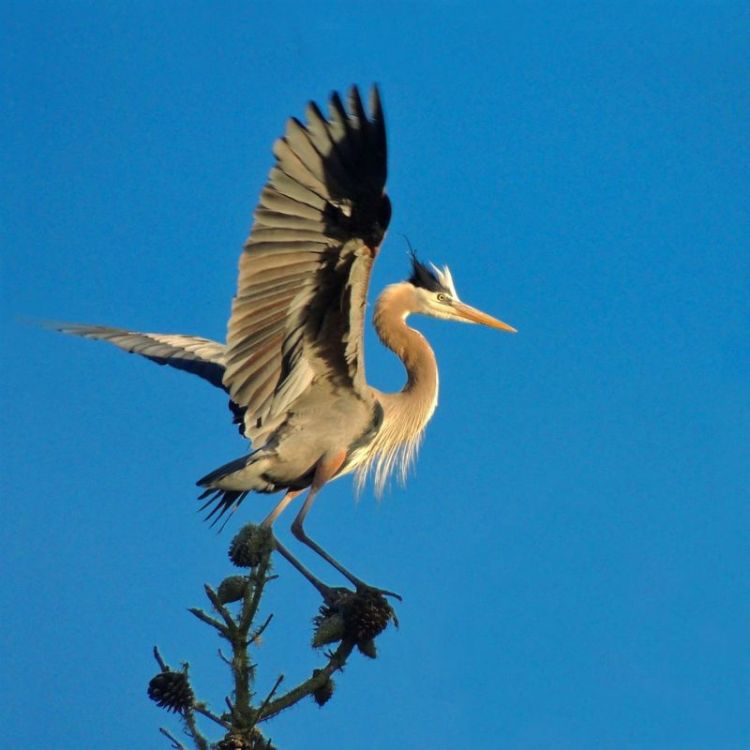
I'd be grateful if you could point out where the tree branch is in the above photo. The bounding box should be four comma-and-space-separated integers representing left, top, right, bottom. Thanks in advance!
258, 640, 355, 722
159, 727, 188, 750
147, 523, 398, 748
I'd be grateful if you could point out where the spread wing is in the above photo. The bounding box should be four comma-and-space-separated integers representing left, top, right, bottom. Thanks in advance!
223, 85, 391, 443
54, 323, 226, 388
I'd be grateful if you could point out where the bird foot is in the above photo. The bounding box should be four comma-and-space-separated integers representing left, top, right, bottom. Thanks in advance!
318, 585, 354, 607
313, 583, 400, 648
358, 584, 402, 602
319, 582, 402, 606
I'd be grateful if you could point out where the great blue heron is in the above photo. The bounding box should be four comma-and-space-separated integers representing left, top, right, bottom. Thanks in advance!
56, 86, 515, 598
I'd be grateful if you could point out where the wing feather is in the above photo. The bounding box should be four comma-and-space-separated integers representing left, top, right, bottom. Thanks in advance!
253, 208, 327, 232
223, 85, 391, 443
54, 323, 226, 389
267, 170, 327, 210
258, 187, 322, 219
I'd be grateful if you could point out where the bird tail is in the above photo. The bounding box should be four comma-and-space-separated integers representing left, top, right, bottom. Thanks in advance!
196, 487, 250, 530
196, 451, 275, 529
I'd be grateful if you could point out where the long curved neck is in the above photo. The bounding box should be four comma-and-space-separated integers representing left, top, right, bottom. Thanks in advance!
355, 283, 439, 494
372, 284, 438, 413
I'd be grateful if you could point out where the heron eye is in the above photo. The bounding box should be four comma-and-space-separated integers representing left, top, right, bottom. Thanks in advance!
436, 293, 449, 303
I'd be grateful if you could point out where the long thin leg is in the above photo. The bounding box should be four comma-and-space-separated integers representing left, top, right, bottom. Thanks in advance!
261, 489, 302, 527
291, 452, 402, 600
261, 489, 338, 601
271, 536, 337, 600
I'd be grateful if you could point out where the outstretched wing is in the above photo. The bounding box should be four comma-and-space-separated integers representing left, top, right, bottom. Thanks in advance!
54, 323, 226, 389
223, 85, 391, 443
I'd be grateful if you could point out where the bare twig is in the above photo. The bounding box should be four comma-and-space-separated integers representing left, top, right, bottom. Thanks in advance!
218, 648, 232, 666
251, 613, 274, 644
240, 561, 271, 630
193, 701, 231, 729
204, 584, 238, 631
153, 646, 169, 672
188, 607, 228, 636
254, 674, 284, 723
183, 709, 209, 750
158, 726, 188, 750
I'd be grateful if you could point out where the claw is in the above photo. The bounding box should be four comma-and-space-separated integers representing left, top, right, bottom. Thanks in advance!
319, 585, 353, 606
357, 584, 402, 602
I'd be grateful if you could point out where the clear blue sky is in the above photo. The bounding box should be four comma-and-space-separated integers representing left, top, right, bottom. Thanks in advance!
3, 3, 749, 748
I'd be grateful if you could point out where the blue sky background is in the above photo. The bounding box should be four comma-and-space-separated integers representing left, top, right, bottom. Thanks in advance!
3, 3, 749, 748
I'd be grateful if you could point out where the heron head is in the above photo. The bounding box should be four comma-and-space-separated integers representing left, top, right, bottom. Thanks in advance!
406, 253, 516, 332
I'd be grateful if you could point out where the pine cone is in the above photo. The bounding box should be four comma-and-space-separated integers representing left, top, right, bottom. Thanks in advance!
311, 669, 335, 707
217, 575, 249, 604
228, 524, 273, 568
357, 639, 377, 659
215, 736, 251, 750
311, 607, 346, 647
312, 588, 396, 650
216, 730, 275, 750
341, 588, 395, 644
147, 670, 194, 714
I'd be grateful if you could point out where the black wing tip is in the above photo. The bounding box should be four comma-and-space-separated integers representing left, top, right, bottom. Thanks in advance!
369, 84, 383, 120
17, 315, 63, 332
267, 84, 389, 242
32, 318, 87, 334
40, 321, 142, 340
292, 84, 382, 145
352, 84, 384, 122
348, 85, 364, 110
327, 90, 348, 122
314, 84, 383, 125
41, 320, 125, 337
347, 84, 382, 122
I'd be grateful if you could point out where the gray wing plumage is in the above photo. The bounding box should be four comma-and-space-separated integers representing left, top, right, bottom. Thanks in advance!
54, 323, 226, 389
223, 85, 391, 443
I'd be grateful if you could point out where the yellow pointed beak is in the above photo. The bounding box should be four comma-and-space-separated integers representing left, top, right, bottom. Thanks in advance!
453, 301, 517, 333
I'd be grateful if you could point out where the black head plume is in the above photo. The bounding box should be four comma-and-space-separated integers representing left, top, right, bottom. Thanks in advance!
404, 240, 458, 297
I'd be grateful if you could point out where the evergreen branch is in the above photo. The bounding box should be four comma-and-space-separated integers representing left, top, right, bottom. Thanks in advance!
148, 523, 398, 747
183, 709, 209, 750
258, 640, 355, 722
